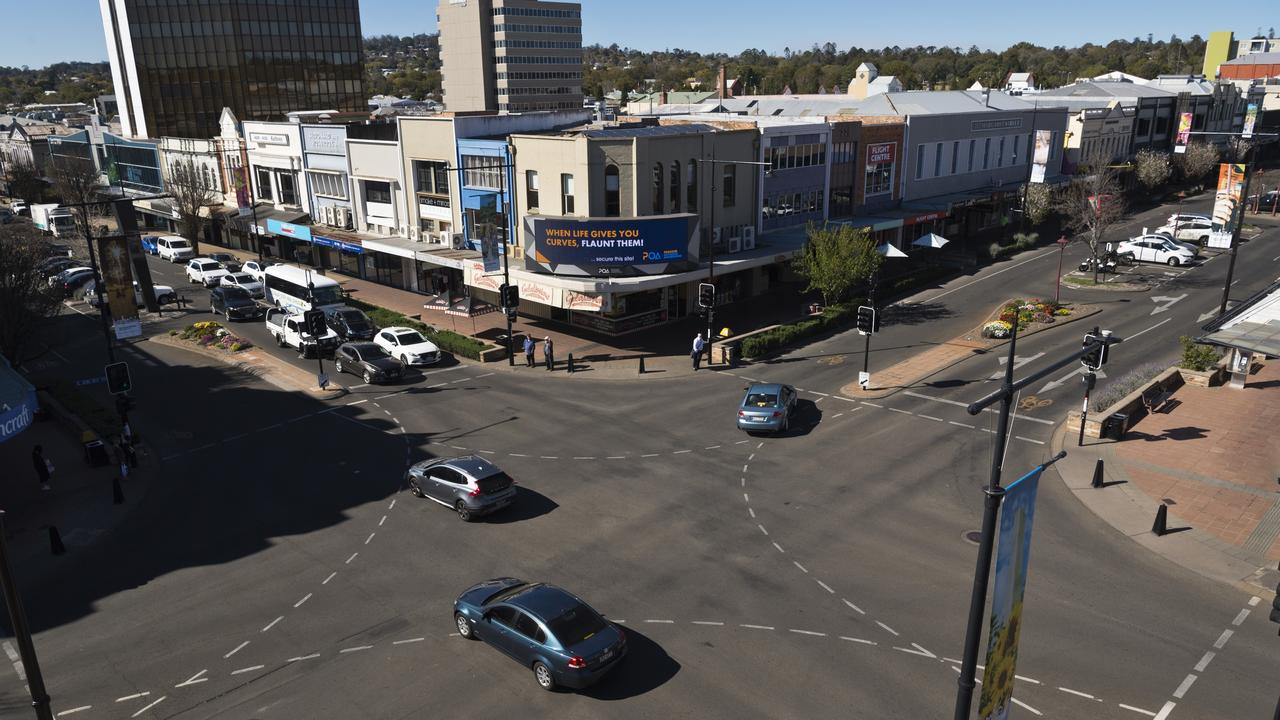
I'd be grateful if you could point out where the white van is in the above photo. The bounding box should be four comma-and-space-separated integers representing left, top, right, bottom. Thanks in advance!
156, 235, 196, 262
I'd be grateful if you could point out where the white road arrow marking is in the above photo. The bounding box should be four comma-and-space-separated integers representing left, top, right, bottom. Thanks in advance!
1150, 294, 1188, 316
893, 643, 938, 659
1198, 309, 1219, 323
1038, 366, 1107, 394
990, 352, 1046, 380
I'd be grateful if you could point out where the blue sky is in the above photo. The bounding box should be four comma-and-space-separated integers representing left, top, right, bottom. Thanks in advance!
3, 0, 1230, 69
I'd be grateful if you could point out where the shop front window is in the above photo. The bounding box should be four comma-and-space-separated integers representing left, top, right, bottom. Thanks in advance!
277, 172, 297, 205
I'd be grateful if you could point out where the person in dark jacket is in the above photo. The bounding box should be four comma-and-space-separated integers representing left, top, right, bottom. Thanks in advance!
543, 336, 554, 371
523, 335, 536, 367
33, 445, 52, 491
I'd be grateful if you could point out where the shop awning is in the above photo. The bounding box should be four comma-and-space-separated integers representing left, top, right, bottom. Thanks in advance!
362, 234, 482, 268
133, 198, 179, 220
228, 206, 308, 236
1198, 320, 1280, 357
0, 356, 38, 444
312, 228, 367, 254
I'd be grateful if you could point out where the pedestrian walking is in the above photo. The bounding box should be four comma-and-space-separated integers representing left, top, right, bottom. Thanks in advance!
523, 334, 536, 367
543, 336, 554, 371
33, 444, 53, 491
113, 437, 130, 479
692, 333, 706, 371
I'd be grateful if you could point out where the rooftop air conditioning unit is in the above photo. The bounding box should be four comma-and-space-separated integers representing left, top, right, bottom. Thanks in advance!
334, 207, 352, 229
321, 205, 336, 226
741, 225, 756, 250
728, 235, 742, 254
451, 233, 466, 250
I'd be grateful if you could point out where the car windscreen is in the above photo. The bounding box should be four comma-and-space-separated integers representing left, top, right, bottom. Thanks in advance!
477, 471, 514, 494
394, 331, 426, 345
547, 604, 608, 647
223, 287, 252, 301
360, 344, 390, 359
230, 273, 254, 283
311, 285, 343, 306
744, 392, 779, 408
171, 240, 191, 248
338, 310, 370, 330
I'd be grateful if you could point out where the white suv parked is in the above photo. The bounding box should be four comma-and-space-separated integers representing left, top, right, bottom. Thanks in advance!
157, 236, 196, 262
186, 258, 231, 287
1158, 217, 1213, 245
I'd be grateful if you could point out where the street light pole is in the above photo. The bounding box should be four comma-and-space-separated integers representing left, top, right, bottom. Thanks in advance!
0, 512, 55, 720
1055, 235, 1068, 306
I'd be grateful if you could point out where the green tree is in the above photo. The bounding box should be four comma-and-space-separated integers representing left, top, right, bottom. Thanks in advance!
793, 223, 882, 305
0, 223, 64, 364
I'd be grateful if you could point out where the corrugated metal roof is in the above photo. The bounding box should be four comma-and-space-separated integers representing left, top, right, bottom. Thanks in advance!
1037, 80, 1175, 100
582, 123, 719, 138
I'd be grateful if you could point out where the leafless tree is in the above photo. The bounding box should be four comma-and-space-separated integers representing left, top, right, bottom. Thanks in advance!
1058, 149, 1126, 284
1177, 141, 1220, 183
48, 154, 105, 242
167, 158, 219, 256
0, 223, 65, 363
1134, 148, 1172, 190
5, 157, 46, 205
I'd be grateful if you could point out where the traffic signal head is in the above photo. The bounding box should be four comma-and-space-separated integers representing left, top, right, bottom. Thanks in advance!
856, 305, 876, 335
1081, 328, 1108, 370
698, 282, 715, 309
105, 361, 132, 395
500, 283, 520, 311
303, 309, 327, 338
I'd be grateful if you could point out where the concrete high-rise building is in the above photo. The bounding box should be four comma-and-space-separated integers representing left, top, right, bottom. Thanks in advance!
438, 0, 583, 114
100, 0, 366, 139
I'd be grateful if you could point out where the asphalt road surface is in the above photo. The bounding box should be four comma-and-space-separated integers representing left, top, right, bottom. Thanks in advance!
3, 210, 1277, 720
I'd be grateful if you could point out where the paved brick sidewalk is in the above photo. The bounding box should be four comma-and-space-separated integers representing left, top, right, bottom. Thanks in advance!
1054, 359, 1280, 595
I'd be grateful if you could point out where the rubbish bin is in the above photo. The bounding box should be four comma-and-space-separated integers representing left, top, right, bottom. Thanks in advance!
1103, 413, 1128, 440
83, 439, 110, 467
721, 342, 741, 367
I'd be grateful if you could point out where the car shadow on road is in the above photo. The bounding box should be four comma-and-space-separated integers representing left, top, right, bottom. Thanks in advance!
579, 628, 679, 700
752, 399, 821, 439
484, 487, 558, 524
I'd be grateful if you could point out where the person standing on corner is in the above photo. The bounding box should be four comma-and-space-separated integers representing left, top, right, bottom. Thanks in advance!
523, 334, 536, 367
33, 444, 52, 491
543, 336, 554, 371
692, 333, 706, 371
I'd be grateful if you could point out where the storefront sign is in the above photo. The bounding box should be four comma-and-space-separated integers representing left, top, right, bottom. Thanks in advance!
0, 386, 36, 443
519, 279, 562, 307
905, 211, 946, 226
566, 291, 605, 311
867, 143, 896, 164
1174, 112, 1192, 154
313, 235, 364, 254
303, 126, 345, 154
524, 214, 699, 277
971, 118, 1024, 132
249, 132, 290, 146
267, 218, 313, 242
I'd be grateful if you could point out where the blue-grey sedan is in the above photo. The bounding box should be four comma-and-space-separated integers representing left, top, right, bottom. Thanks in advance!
736, 382, 798, 434
454, 578, 627, 691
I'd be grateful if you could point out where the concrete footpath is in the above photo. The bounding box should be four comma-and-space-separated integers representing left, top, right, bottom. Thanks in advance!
1051, 359, 1280, 598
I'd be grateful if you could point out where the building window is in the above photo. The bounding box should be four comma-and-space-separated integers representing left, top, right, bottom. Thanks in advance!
254, 166, 273, 202
951, 141, 960, 174
997, 137, 1006, 167
722, 165, 735, 208
1049, 132, 1059, 160
413, 160, 449, 196
309, 171, 348, 200
652, 162, 663, 214
687, 160, 697, 212
865, 154, 894, 196
604, 164, 620, 217
561, 173, 574, 214
916, 145, 925, 179
934, 143, 943, 177
365, 180, 392, 204
983, 138, 991, 170
967, 140, 975, 172
526, 170, 540, 210
462, 155, 503, 190
669, 161, 680, 212
277, 172, 297, 205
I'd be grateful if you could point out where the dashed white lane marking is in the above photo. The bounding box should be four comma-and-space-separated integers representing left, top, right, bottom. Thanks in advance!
1016, 436, 1047, 445
741, 624, 774, 630
56, 707, 92, 716
1119, 703, 1158, 717
918, 414, 945, 422
789, 629, 826, 637
1015, 674, 1041, 685
573, 456, 595, 460
3, 640, 25, 681
816, 580, 835, 594
843, 599, 866, 615
641, 453, 659, 458
174, 669, 207, 688
261, 616, 283, 633
1193, 651, 1214, 672
224, 641, 249, 659
691, 621, 724, 626
862, 401, 884, 408
643, 619, 674, 624
792, 561, 808, 573
1212, 629, 1232, 649
475, 373, 495, 379
294, 593, 312, 608
1059, 687, 1097, 700
115, 692, 150, 703
288, 654, 320, 662
743, 492, 750, 503
1010, 697, 1042, 716
230, 665, 264, 675
131, 696, 166, 718
364, 532, 376, 545
756, 441, 764, 449
748, 507, 756, 518
705, 445, 721, 450
950, 421, 976, 429
379, 515, 387, 527
606, 456, 626, 460
742, 464, 749, 473
340, 646, 373, 654
1153, 700, 1177, 720
349, 384, 370, 390
757, 524, 769, 536
673, 449, 692, 454
392, 637, 425, 645
346, 552, 359, 564
1172, 674, 1197, 699
478, 450, 496, 455
875, 621, 899, 636
540, 456, 559, 460
1249, 596, 1261, 607
902, 391, 1055, 425
841, 636, 876, 645
509, 452, 528, 458
1231, 608, 1250, 626
388, 499, 397, 510
772, 541, 785, 553
323, 571, 337, 585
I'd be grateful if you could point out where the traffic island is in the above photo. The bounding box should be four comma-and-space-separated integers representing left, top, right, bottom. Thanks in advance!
149, 331, 345, 398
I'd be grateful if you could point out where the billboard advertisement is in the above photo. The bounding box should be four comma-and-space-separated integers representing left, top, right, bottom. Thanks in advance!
1208, 163, 1246, 250
524, 214, 700, 277
1030, 130, 1052, 184
1242, 103, 1258, 139
97, 235, 140, 338
1174, 112, 1192, 154
978, 466, 1044, 720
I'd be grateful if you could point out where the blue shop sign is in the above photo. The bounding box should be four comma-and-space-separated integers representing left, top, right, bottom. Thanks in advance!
313, 235, 364, 254
267, 218, 313, 242
0, 385, 37, 444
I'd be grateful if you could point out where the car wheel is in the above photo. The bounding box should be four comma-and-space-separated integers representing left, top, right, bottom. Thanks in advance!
400, 354, 410, 365
225, 310, 233, 321
455, 501, 473, 522
533, 661, 556, 691
275, 333, 286, 348
780, 414, 789, 434
455, 613, 476, 640
334, 359, 344, 374
409, 478, 424, 498
362, 370, 372, 384
1167, 257, 1180, 267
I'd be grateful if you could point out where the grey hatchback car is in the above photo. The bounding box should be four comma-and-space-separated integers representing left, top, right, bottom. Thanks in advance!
406, 456, 516, 521
454, 578, 627, 691
736, 382, 798, 434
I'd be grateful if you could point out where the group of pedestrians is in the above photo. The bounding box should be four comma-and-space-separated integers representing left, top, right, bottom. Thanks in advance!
522, 334, 555, 371
31, 417, 138, 492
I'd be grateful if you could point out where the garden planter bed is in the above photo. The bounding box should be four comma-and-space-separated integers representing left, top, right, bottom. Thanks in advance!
1067, 367, 1184, 439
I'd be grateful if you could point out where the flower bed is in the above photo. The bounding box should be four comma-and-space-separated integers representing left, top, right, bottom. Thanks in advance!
343, 299, 491, 361
981, 299, 1072, 339
171, 321, 254, 352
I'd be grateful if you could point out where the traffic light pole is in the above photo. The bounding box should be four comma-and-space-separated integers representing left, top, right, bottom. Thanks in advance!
953, 327, 1120, 720
0, 512, 55, 720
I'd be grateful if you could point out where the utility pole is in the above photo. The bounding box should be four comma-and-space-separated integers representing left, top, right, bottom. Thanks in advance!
0, 512, 55, 720
498, 153, 515, 367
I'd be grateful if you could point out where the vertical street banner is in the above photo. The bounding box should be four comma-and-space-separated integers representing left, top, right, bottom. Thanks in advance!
1030, 130, 1052, 184
97, 235, 141, 339
1174, 112, 1192, 154
978, 466, 1044, 720
233, 164, 250, 209
1208, 163, 1246, 250
1241, 103, 1258, 139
